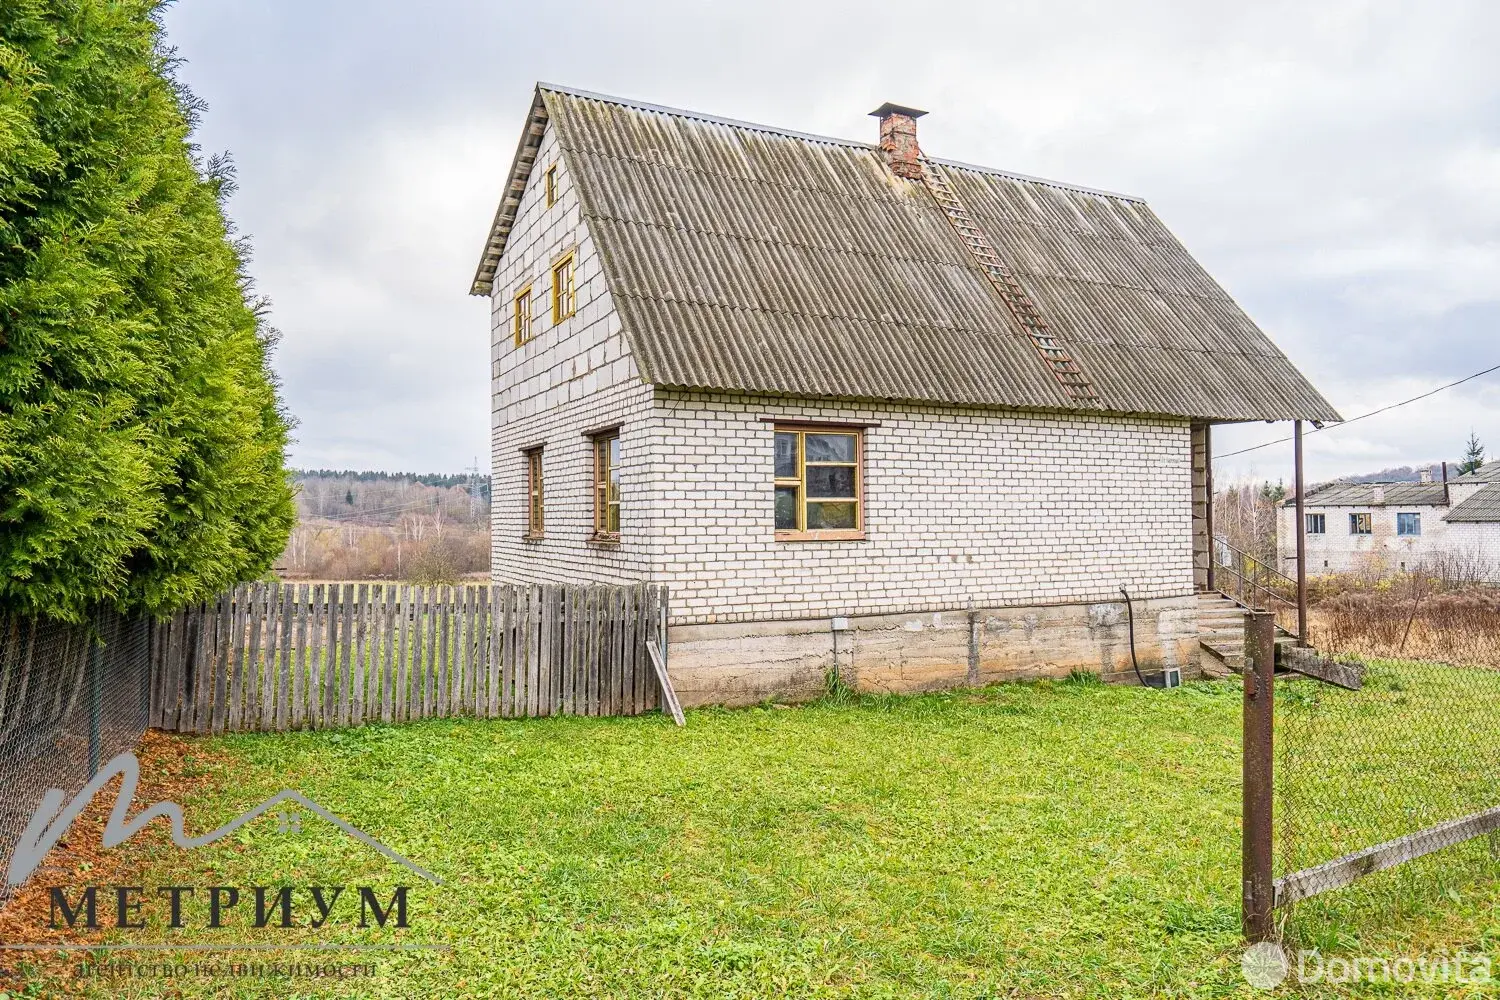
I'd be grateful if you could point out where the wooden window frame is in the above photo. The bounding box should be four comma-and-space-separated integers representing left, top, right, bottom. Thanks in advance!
1349, 512, 1373, 535
591, 430, 620, 542
1305, 512, 1326, 535
773, 424, 865, 542
524, 448, 544, 540
512, 284, 533, 346
551, 251, 576, 324
544, 164, 558, 208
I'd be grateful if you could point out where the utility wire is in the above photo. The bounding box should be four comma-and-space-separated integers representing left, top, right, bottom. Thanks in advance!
311, 498, 443, 523
1215, 363, 1500, 460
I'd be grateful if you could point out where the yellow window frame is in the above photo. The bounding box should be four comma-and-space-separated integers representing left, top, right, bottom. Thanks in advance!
592, 431, 620, 540
512, 284, 533, 346
551, 251, 576, 324
773, 425, 864, 541
544, 164, 559, 207
525, 448, 544, 539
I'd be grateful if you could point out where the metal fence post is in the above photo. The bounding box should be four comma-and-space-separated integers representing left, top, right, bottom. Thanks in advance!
1242, 610, 1276, 941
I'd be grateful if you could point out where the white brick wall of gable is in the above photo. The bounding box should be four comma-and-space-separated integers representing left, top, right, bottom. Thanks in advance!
646, 391, 1195, 625
489, 120, 653, 585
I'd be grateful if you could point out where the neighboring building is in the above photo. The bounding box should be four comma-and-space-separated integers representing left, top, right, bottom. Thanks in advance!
1277, 463, 1500, 579
473, 84, 1339, 706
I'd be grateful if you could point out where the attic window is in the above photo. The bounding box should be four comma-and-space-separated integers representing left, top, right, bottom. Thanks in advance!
551, 251, 576, 324
544, 164, 559, 207
512, 284, 533, 346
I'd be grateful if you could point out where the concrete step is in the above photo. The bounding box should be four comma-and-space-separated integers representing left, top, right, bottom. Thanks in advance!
1200, 641, 1244, 676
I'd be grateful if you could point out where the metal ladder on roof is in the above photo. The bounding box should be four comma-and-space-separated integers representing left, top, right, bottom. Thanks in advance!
919, 161, 1101, 405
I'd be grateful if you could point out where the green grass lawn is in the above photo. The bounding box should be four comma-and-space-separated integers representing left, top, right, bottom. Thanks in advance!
18, 671, 1500, 998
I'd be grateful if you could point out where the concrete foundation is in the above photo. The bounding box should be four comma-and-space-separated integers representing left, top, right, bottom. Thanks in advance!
666, 595, 1202, 708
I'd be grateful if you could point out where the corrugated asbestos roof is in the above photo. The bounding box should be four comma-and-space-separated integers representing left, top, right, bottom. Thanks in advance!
1445, 484, 1500, 522
1296, 482, 1451, 508
1451, 461, 1500, 484
472, 84, 1340, 423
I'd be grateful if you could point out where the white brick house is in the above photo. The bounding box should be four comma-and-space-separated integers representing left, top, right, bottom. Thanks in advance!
1277, 463, 1500, 580
472, 85, 1339, 706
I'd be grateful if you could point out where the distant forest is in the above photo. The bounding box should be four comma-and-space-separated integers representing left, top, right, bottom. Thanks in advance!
279, 470, 490, 582
295, 469, 492, 493
1336, 463, 1461, 484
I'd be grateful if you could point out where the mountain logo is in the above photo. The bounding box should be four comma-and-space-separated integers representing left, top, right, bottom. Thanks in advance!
6, 752, 439, 887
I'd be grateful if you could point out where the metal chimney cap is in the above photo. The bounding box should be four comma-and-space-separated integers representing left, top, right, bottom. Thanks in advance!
869, 102, 927, 119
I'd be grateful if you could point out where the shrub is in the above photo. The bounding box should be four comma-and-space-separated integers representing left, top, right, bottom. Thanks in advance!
0, 0, 294, 621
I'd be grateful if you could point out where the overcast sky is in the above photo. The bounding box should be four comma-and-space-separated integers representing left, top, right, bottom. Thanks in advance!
161, 0, 1498, 484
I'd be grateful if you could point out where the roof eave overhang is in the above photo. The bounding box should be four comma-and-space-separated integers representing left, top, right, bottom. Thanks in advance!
470, 88, 550, 297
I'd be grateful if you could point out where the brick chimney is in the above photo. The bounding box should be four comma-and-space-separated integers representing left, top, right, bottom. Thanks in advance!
1419, 467, 1433, 484
870, 103, 927, 179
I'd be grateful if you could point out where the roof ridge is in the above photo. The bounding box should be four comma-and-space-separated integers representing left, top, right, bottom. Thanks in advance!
539, 82, 1146, 204
924, 156, 1144, 204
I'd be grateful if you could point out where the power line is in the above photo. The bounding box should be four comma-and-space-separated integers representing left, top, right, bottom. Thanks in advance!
312, 498, 441, 523
1215, 363, 1500, 461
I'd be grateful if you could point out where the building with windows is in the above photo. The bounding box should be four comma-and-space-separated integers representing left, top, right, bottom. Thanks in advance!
1276, 463, 1500, 579
474, 84, 1339, 705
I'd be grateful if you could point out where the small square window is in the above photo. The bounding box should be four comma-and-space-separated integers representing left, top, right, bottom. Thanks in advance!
551, 252, 576, 324
512, 284, 533, 346
774, 426, 864, 540
1350, 512, 1372, 535
544, 164, 558, 208
1397, 512, 1421, 536
1305, 513, 1325, 535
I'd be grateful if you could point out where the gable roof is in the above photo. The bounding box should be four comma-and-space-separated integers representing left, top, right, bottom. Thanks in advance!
1445, 484, 1500, 522
1292, 482, 1450, 508
473, 83, 1340, 424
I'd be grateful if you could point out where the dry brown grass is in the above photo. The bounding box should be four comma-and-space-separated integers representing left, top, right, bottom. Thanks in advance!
1311, 588, 1500, 666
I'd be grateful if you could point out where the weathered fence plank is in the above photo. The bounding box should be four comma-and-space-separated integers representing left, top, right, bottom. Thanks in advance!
277, 584, 294, 731
148, 581, 670, 732
488, 585, 502, 718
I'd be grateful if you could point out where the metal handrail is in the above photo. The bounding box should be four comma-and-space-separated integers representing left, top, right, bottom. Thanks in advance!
1213, 536, 1298, 631
1214, 536, 1298, 592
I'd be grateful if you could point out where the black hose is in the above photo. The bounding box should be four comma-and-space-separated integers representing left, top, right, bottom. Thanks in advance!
1119, 586, 1148, 687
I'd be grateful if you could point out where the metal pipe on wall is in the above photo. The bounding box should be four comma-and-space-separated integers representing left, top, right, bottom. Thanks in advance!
1294, 420, 1308, 646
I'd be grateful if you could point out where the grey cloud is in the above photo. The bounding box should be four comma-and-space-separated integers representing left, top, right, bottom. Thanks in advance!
162, 0, 1499, 479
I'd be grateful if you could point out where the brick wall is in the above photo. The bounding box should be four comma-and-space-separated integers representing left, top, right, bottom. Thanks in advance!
1450, 523, 1500, 575
647, 392, 1195, 624
489, 121, 655, 586
1276, 503, 1450, 576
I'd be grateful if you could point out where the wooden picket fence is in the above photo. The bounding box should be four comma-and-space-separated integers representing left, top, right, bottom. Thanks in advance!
147, 582, 669, 733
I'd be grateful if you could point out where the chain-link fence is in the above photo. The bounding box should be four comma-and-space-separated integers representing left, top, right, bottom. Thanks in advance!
1270, 640, 1500, 945
1313, 587, 1500, 668
0, 608, 154, 903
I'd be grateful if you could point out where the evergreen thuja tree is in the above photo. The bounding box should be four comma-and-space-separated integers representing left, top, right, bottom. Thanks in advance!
0, 0, 295, 622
